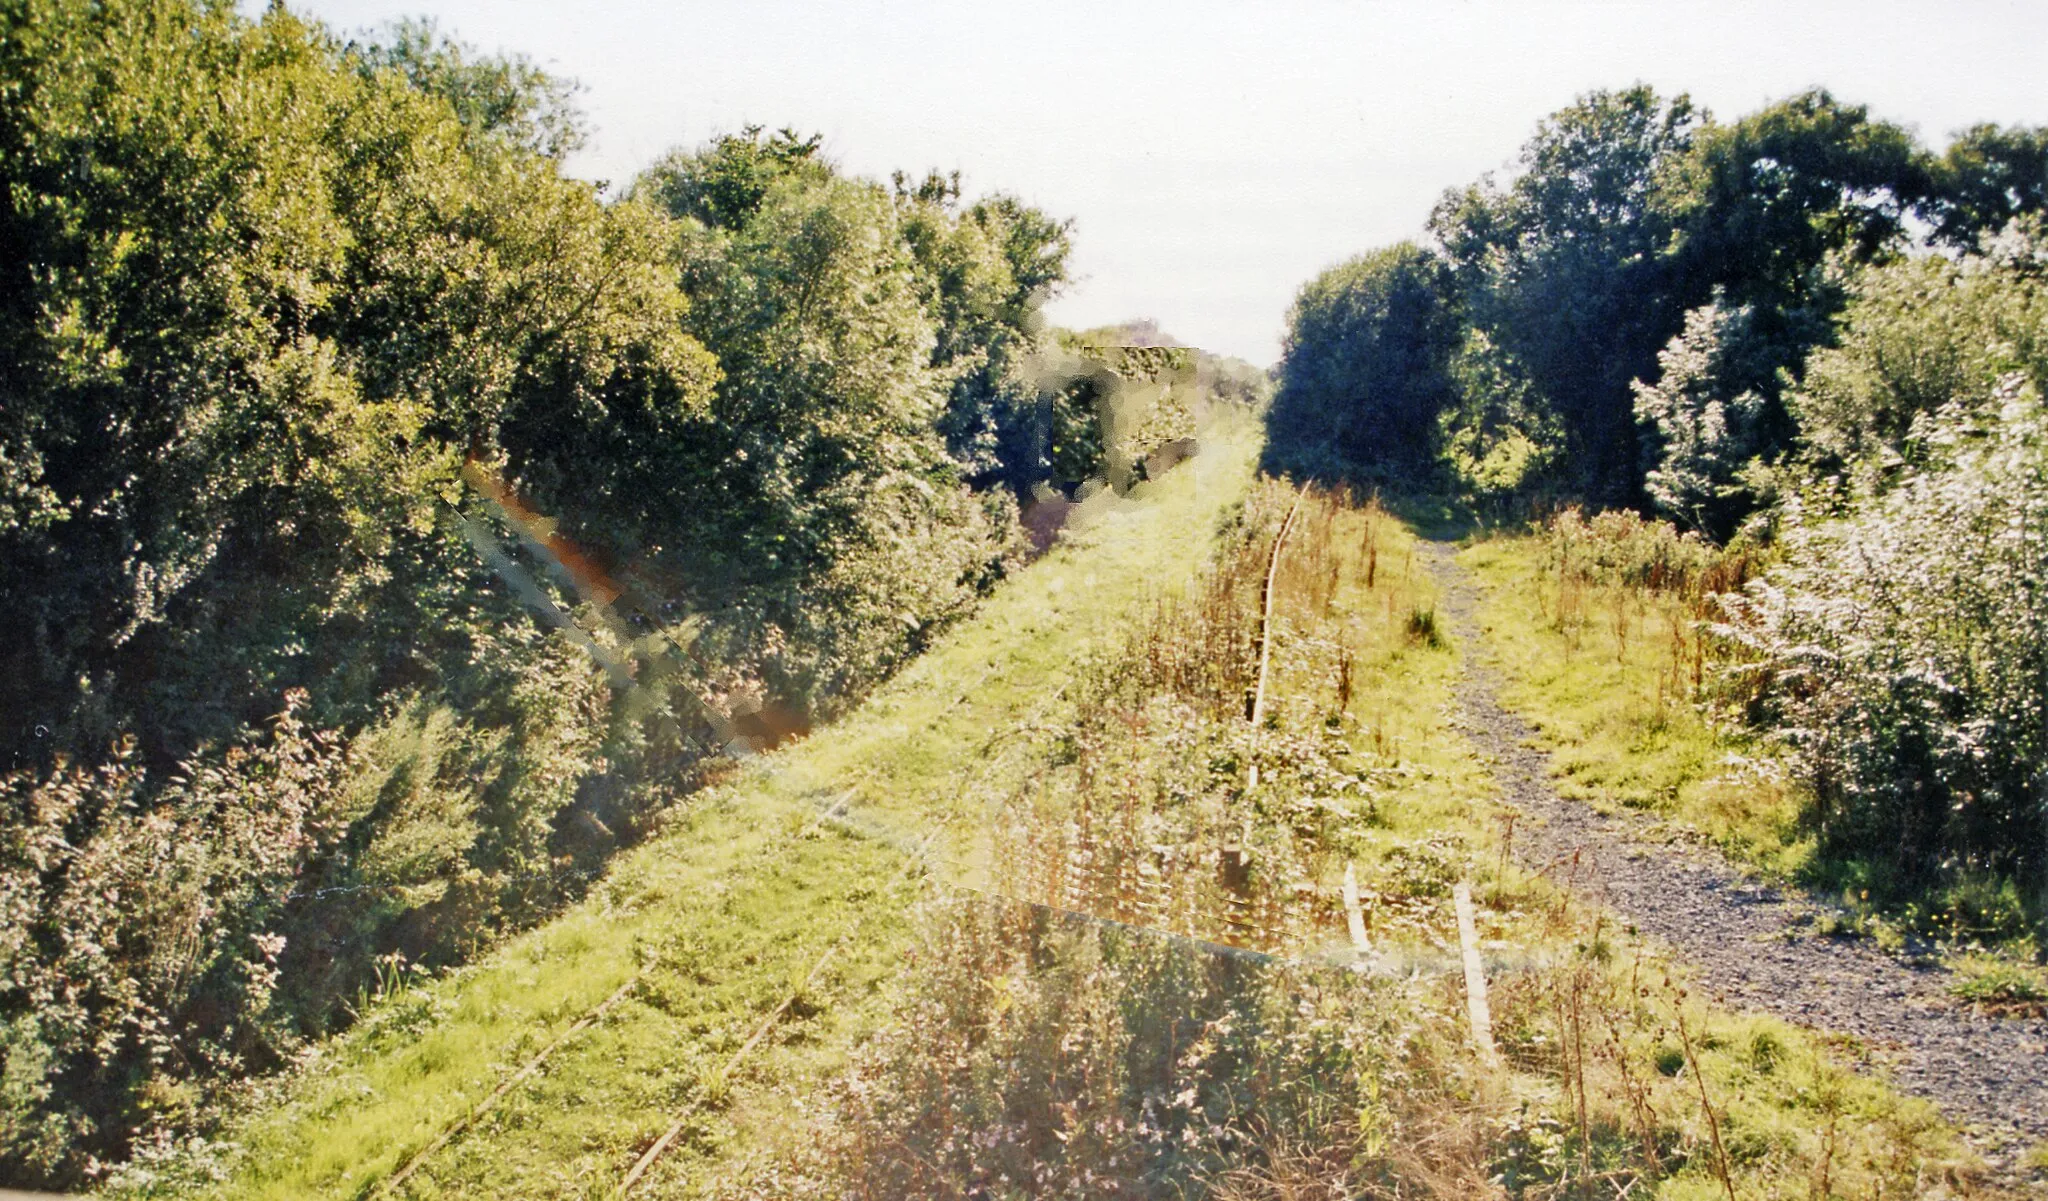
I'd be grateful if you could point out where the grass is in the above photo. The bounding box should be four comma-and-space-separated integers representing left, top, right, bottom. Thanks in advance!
1945, 952, 2048, 1015
111, 413, 1265, 1200
1457, 534, 1811, 879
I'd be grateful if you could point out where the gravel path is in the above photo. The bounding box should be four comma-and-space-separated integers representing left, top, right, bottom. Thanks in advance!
1420, 540, 2048, 1166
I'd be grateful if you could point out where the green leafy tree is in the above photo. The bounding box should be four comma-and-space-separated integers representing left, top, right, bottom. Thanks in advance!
1644, 91, 1938, 495
1266, 242, 1458, 483
1930, 123, 2048, 249
0, 2, 715, 1176
893, 171, 1073, 491
639, 153, 1014, 705
634, 125, 831, 230
1658, 89, 1935, 366
1428, 86, 1705, 501
349, 17, 587, 160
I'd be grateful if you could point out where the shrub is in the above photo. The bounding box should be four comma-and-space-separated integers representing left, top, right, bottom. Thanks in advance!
1542, 506, 1721, 597
0, 695, 350, 1182
1631, 297, 1776, 538
1792, 217, 2048, 478
1716, 374, 2048, 924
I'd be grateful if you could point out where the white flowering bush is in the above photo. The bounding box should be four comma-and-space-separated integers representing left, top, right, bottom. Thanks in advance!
1717, 374, 2048, 930
1631, 298, 1774, 538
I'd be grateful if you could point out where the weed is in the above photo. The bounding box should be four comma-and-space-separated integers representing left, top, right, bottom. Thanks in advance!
1945, 952, 2048, 1015
1406, 605, 1444, 648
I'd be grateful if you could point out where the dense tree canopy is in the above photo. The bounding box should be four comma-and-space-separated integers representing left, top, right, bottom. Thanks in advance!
1264, 243, 1456, 482
1273, 84, 2048, 522
1428, 86, 1705, 500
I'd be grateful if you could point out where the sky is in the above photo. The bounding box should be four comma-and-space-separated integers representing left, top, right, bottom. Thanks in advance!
278, 0, 2048, 366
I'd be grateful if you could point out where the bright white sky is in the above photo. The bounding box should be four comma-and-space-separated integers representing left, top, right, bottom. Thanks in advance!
281, 0, 2048, 366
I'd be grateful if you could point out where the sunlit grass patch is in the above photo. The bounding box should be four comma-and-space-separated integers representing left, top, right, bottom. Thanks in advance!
1457, 534, 1810, 878
1945, 951, 2048, 1016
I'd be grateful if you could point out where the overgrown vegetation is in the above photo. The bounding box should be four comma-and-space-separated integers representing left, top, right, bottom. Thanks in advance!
112, 409, 1265, 1200
721, 487, 1983, 1200
7, 0, 2042, 1185
0, 0, 1272, 1184
1273, 79, 2048, 955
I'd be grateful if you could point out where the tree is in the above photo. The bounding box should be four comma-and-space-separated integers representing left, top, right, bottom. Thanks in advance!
349, 17, 587, 160
639, 156, 1014, 705
1930, 123, 2048, 249
1266, 243, 1458, 482
1421, 88, 1944, 508
1428, 86, 1706, 501
1632, 297, 1773, 537
633, 125, 831, 230
0, 3, 715, 1175
893, 173, 1073, 491
1664, 90, 1933, 307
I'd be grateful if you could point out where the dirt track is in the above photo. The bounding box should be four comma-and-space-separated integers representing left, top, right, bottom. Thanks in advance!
1421, 540, 2048, 1168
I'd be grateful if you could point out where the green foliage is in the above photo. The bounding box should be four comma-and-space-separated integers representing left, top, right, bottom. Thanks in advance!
1930, 123, 2048, 249
1266, 242, 1458, 484
1663, 90, 1933, 315
1437, 328, 1563, 511
0, 2, 1078, 1182
1430, 86, 1705, 500
1632, 297, 1776, 537
115, 411, 1265, 1200
1792, 218, 2048, 476
1946, 952, 2048, 1012
349, 18, 587, 160
646, 166, 1012, 706
895, 174, 1075, 490
1717, 375, 2048, 928
0, 696, 352, 1183
1277, 86, 2042, 513
1542, 507, 1722, 597
634, 125, 830, 230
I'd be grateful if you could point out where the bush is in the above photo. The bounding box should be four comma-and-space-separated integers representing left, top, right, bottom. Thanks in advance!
1717, 374, 2048, 924
1542, 506, 1721, 597
0, 695, 350, 1182
1632, 298, 1776, 539
1792, 218, 2048, 478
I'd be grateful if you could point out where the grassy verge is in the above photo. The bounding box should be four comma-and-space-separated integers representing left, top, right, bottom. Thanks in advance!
110, 414, 1263, 1200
